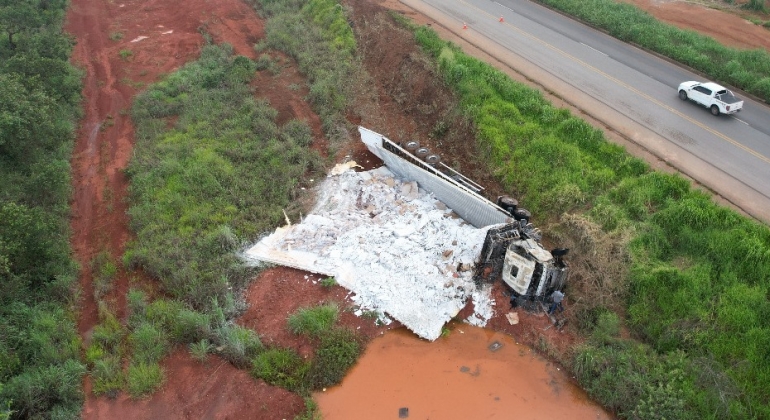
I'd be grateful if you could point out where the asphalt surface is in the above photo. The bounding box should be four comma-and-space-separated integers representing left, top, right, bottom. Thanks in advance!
401, 0, 770, 224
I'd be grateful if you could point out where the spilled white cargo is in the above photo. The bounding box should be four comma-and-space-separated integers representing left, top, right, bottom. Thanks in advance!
244, 166, 495, 341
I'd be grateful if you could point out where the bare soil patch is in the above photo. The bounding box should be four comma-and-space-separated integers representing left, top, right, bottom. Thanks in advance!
67, 0, 768, 417
620, 0, 770, 51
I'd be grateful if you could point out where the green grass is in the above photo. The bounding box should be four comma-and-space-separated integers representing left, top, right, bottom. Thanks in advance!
252, 0, 360, 148
306, 328, 362, 389
320, 276, 336, 288
214, 324, 263, 368
287, 303, 339, 337
119, 49, 133, 61
91, 356, 124, 397
294, 397, 321, 420
127, 43, 322, 310
251, 348, 310, 392
130, 323, 169, 364
189, 339, 214, 362
535, 0, 770, 102
92, 250, 119, 300
404, 19, 770, 419
126, 362, 164, 398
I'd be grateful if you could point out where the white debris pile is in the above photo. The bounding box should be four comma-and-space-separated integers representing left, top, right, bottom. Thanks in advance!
465, 284, 496, 327
244, 166, 496, 340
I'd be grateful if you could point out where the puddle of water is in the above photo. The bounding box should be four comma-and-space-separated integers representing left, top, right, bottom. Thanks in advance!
314, 325, 612, 420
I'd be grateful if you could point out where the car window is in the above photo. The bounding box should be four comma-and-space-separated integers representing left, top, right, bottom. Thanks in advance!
694, 86, 711, 95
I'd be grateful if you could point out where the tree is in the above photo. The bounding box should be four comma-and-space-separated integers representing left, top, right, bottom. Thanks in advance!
0, 0, 64, 50
0, 73, 67, 166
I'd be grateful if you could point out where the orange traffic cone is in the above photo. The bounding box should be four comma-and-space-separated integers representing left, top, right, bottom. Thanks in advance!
462, 22, 467, 30
499, 15, 504, 23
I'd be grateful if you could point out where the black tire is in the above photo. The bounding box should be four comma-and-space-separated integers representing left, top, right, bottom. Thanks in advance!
424, 154, 441, 165
415, 147, 430, 159
711, 105, 720, 116
404, 140, 420, 152
550, 248, 569, 257
678, 90, 687, 100
513, 208, 531, 222
497, 195, 518, 214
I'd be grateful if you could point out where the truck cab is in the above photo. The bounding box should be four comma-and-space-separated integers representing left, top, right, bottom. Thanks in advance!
474, 221, 569, 307
502, 237, 568, 298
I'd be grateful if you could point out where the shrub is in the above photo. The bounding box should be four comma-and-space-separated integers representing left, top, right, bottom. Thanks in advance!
307, 327, 362, 389
251, 348, 310, 392
214, 325, 263, 368
0, 360, 86, 418
255, 53, 274, 71
130, 323, 169, 364
91, 357, 124, 397
92, 250, 119, 300
126, 362, 164, 398
287, 303, 339, 337
319, 277, 336, 288
742, 0, 767, 12
189, 339, 214, 362
119, 49, 133, 61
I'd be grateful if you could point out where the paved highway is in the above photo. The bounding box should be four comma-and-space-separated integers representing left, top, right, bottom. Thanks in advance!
401, 0, 770, 223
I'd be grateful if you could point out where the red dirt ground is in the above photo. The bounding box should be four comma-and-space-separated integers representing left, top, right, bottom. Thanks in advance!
65, 0, 769, 418
621, 0, 770, 52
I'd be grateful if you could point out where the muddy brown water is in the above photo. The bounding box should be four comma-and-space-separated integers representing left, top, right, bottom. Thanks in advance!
315, 325, 612, 419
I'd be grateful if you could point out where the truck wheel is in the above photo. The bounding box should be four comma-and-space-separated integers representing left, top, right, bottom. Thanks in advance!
404, 140, 420, 152
711, 105, 720, 116
513, 208, 531, 222
678, 90, 687, 100
424, 154, 441, 165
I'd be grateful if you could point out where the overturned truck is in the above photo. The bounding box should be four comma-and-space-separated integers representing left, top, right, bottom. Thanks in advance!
474, 219, 569, 309
359, 126, 569, 309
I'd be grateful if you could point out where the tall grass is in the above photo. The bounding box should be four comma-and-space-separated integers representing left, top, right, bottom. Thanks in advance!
537, 0, 770, 102
126, 362, 164, 398
405, 20, 770, 419
414, 26, 648, 217
250, 0, 360, 147
306, 327, 362, 389
252, 348, 310, 392
86, 305, 126, 396
127, 43, 322, 311
287, 303, 339, 337
0, 0, 84, 414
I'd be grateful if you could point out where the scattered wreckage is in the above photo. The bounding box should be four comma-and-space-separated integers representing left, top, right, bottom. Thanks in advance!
359, 126, 570, 306
244, 127, 569, 339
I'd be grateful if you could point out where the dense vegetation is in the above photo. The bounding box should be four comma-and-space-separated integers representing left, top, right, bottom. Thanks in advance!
121, 0, 365, 405
123, 0, 770, 417
0, 0, 85, 418
249, 0, 359, 147
405, 17, 770, 419
536, 0, 770, 102
4, 0, 764, 417
61, 0, 364, 412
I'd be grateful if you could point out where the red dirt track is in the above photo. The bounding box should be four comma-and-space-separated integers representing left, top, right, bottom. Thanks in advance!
64, 0, 769, 417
